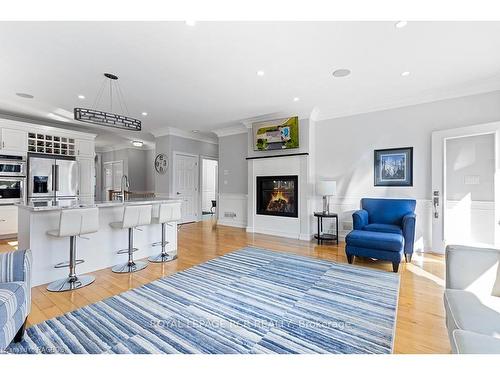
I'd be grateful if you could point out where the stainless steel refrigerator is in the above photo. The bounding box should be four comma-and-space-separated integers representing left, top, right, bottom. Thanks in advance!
27, 154, 78, 206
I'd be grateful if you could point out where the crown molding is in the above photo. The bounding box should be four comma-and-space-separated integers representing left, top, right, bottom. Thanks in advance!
0, 112, 97, 139
96, 143, 154, 153
150, 126, 218, 144
212, 124, 248, 137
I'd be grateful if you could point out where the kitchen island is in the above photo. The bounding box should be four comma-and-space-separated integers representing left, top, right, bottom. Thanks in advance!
18, 198, 182, 286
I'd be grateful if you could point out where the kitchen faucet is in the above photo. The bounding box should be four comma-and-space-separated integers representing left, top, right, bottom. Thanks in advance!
120, 174, 129, 202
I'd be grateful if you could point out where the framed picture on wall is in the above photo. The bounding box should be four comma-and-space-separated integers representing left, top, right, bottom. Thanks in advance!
374, 147, 413, 186
252, 116, 299, 151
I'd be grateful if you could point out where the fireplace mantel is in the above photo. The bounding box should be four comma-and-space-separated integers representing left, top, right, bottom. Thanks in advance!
246, 152, 309, 160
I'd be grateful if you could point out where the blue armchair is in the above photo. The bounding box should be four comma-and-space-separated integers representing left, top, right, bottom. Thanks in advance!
346, 198, 416, 272
0, 249, 32, 351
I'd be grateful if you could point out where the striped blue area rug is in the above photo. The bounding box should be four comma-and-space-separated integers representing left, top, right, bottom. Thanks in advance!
7, 247, 400, 354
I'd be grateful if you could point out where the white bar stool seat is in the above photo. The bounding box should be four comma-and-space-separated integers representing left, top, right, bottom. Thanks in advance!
110, 204, 152, 273
148, 202, 182, 263
46, 207, 99, 292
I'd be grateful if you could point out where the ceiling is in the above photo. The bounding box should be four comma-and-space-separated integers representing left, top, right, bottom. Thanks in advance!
1, 21, 500, 147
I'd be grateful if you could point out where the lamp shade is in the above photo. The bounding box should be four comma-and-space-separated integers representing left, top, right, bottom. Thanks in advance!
317, 180, 337, 196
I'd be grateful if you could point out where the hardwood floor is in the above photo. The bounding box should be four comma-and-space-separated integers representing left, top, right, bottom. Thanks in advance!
0, 219, 450, 354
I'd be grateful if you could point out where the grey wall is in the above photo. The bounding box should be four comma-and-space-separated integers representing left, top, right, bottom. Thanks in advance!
154, 134, 219, 196
315, 90, 500, 200
219, 133, 248, 194
446, 133, 495, 201
127, 148, 148, 191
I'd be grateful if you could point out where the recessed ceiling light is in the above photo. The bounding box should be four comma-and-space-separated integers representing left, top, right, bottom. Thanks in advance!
395, 21, 408, 29
332, 69, 351, 78
131, 140, 143, 147
401, 71, 410, 77
141, 112, 148, 116
256, 70, 265, 77
77, 94, 85, 99
185, 20, 196, 27
16, 93, 34, 99
293, 97, 300, 102
192, 130, 199, 133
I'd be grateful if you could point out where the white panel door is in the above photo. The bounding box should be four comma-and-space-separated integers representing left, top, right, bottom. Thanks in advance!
431, 121, 500, 253
174, 153, 199, 223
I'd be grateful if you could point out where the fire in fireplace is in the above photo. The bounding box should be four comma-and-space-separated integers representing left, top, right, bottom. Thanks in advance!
256, 175, 298, 218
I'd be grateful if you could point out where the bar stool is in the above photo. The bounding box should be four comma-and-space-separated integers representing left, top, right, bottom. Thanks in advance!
110, 204, 152, 273
148, 202, 182, 263
46, 207, 99, 292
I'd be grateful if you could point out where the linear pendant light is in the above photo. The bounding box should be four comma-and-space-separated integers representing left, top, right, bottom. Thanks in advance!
74, 73, 141, 131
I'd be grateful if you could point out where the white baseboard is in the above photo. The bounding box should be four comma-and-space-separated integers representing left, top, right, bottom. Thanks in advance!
247, 226, 311, 241
217, 219, 247, 228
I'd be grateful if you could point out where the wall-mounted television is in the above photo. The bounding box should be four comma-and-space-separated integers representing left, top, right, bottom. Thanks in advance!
252, 116, 299, 151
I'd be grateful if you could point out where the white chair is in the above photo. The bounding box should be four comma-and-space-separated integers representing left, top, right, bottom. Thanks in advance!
148, 202, 182, 263
46, 207, 99, 292
110, 204, 152, 273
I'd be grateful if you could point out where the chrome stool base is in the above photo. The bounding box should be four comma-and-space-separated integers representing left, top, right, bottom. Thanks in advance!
47, 274, 95, 292
112, 260, 148, 273
148, 253, 177, 263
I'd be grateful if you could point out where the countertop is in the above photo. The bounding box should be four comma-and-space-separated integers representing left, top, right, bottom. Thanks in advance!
17, 198, 182, 212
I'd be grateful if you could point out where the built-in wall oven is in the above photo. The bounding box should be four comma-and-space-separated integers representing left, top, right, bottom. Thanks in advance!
0, 155, 26, 205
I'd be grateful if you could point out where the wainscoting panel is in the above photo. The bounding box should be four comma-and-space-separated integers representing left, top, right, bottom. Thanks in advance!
445, 200, 495, 246
218, 193, 248, 228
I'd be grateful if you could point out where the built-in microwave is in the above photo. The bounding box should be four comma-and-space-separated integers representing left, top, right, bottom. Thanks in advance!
0, 176, 25, 205
0, 155, 26, 177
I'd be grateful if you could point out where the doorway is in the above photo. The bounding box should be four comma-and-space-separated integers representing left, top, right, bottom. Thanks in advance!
431, 122, 500, 252
201, 158, 218, 221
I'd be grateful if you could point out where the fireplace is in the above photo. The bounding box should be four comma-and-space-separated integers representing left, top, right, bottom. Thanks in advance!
256, 175, 298, 218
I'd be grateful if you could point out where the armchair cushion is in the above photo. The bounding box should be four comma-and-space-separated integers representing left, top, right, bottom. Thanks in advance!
345, 230, 404, 252
0, 282, 27, 327
444, 289, 500, 338
453, 330, 500, 354
364, 223, 402, 235
0, 249, 31, 311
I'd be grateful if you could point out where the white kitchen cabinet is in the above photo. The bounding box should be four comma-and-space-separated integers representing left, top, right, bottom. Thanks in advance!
75, 138, 94, 157
77, 157, 95, 198
0, 128, 28, 153
0, 205, 18, 237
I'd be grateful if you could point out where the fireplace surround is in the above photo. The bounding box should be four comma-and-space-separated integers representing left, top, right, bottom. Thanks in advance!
256, 175, 298, 218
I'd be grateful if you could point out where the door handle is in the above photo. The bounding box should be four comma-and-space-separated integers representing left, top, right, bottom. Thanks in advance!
176, 192, 181, 195
433, 190, 439, 219
51, 165, 56, 191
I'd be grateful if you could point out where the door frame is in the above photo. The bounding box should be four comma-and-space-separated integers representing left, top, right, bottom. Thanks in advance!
172, 151, 200, 223
200, 155, 219, 219
431, 121, 500, 253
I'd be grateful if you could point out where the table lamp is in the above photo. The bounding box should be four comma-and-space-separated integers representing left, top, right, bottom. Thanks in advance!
317, 179, 337, 214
